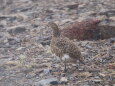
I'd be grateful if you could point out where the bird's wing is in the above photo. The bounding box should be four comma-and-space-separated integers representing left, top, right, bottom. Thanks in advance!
56, 37, 81, 54
55, 37, 74, 53
51, 43, 63, 57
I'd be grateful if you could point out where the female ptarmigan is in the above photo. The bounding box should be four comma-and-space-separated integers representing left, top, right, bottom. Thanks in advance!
49, 22, 84, 71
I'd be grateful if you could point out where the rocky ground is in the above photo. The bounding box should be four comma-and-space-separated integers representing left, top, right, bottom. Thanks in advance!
0, 0, 115, 86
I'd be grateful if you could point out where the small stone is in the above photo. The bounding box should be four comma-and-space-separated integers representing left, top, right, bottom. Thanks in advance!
37, 36, 51, 46
0, 15, 17, 22
109, 38, 115, 43
0, 24, 4, 28
50, 81, 58, 85
66, 3, 79, 10
0, 0, 6, 9
94, 76, 100, 79
81, 42, 88, 47
78, 3, 86, 8
99, 9, 115, 17
60, 19, 73, 24
11, 6, 32, 13
82, 84, 90, 86
0, 15, 8, 20
16, 47, 25, 50
18, 0, 31, 3
60, 77, 68, 84
105, 85, 110, 86
51, 64, 60, 68
93, 79, 102, 84
81, 51, 88, 56
71, 64, 76, 67
85, 45, 92, 49
93, 76, 103, 84
45, 9, 54, 13
8, 25, 26, 35
109, 16, 115, 21
34, 78, 58, 86
78, 68, 84, 72
43, 69, 51, 74
7, 38, 20, 45
99, 73, 106, 77
98, 24, 115, 39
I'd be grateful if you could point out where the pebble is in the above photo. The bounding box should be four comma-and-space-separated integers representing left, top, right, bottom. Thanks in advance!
66, 3, 79, 10
7, 38, 20, 45
109, 38, 115, 43
37, 36, 51, 46
43, 69, 51, 74
16, 47, 25, 50
81, 41, 88, 47
34, 78, 58, 86
93, 79, 103, 84
8, 25, 26, 35
60, 77, 68, 84
99, 9, 115, 17
93, 76, 103, 84
85, 45, 92, 49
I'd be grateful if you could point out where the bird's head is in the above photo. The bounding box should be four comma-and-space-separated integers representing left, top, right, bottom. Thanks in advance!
48, 22, 60, 37
48, 22, 58, 30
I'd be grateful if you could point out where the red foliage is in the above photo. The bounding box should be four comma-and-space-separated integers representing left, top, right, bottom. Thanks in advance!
61, 19, 100, 40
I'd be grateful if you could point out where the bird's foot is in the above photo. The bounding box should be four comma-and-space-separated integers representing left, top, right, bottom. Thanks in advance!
64, 64, 67, 73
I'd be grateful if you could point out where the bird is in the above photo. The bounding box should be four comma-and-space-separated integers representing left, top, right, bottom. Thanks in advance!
48, 22, 84, 72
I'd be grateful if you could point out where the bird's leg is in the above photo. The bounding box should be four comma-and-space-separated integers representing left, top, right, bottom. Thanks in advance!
76, 60, 79, 70
64, 59, 67, 73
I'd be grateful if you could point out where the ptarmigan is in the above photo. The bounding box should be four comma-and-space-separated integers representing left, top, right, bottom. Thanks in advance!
49, 22, 84, 71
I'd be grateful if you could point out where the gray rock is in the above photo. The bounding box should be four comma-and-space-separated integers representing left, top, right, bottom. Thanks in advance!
18, 0, 32, 3
82, 85, 90, 86
93, 79, 103, 84
109, 16, 115, 21
0, 15, 17, 22
0, 0, 6, 10
66, 3, 79, 10
85, 45, 92, 49
10, 6, 32, 13
81, 41, 88, 47
43, 69, 51, 74
7, 38, 20, 45
99, 9, 115, 17
108, 38, 115, 43
34, 78, 58, 86
8, 25, 26, 35
0, 35, 2, 38
37, 36, 51, 46
0, 15, 8, 20
98, 23, 115, 39
60, 77, 68, 84
92, 76, 103, 84
0, 24, 4, 28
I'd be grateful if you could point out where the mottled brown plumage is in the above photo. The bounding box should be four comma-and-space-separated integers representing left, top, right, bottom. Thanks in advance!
49, 22, 84, 64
